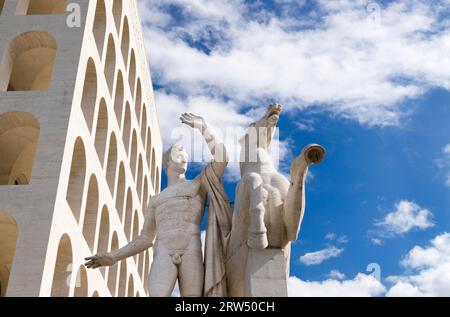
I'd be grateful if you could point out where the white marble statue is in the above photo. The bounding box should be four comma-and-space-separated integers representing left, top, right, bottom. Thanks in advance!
85, 113, 232, 297
226, 104, 325, 296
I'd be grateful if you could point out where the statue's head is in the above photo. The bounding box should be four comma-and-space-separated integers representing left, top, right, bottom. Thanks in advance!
163, 144, 188, 175
240, 104, 282, 150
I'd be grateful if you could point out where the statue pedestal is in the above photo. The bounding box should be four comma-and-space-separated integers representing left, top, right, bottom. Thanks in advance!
244, 248, 288, 297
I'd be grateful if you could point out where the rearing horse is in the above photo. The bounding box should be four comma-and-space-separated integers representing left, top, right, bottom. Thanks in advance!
226, 104, 325, 296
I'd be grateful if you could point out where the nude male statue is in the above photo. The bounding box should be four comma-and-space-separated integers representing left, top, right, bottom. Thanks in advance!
85, 113, 231, 297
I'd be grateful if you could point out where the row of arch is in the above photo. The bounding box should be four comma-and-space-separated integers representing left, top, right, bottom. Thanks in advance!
66, 137, 160, 243
85, 13, 144, 133
51, 233, 149, 297
0, 0, 67, 16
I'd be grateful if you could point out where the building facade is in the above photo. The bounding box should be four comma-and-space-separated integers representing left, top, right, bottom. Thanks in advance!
0, 0, 162, 297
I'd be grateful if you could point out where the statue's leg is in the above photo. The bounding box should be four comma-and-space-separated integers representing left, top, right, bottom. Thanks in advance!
246, 173, 268, 249
178, 238, 204, 297
148, 246, 178, 297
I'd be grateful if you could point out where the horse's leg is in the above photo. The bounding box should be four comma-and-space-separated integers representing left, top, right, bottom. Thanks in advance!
245, 173, 268, 249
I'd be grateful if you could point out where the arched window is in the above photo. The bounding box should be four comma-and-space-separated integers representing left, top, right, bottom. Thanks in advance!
124, 188, 132, 240
140, 106, 147, 144
0, 211, 18, 297
82, 175, 99, 251
104, 34, 116, 95
150, 148, 156, 190
1, 31, 57, 91
136, 156, 143, 201
142, 177, 148, 216
73, 266, 88, 297
51, 234, 72, 297
17, 0, 67, 15
128, 50, 136, 94
0, 111, 40, 185
96, 205, 109, 254
146, 128, 152, 168
115, 163, 126, 219
127, 276, 134, 297
121, 17, 130, 66
112, 0, 122, 33
94, 99, 108, 166
122, 103, 131, 154
93, 0, 106, 57
114, 71, 124, 127
66, 138, 86, 222
117, 260, 127, 297
107, 232, 119, 296
80, 58, 98, 132
134, 79, 142, 122
106, 134, 118, 194
132, 210, 139, 262
130, 130, 137, 177
96, 205, 110, 278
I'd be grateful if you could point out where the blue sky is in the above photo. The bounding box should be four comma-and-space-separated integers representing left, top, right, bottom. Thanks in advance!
138, 0, 450, 296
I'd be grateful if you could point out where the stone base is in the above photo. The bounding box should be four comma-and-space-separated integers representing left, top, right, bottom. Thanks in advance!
244, 248, 288, 297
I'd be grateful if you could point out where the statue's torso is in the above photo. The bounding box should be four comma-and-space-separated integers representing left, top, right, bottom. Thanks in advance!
151, 178, 205, 252
230, 171, 291, 253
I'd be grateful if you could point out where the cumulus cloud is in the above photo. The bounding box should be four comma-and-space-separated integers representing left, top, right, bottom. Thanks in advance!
386, 233, 450, 297
300, 246, 344, 266
288, 274, 386, 297
375, 200, 434, 236
140, 0, 450, 128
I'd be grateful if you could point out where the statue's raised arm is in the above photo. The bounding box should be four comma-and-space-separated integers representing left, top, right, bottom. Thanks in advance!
180, 113, 228, 177
284, 144, 325, 241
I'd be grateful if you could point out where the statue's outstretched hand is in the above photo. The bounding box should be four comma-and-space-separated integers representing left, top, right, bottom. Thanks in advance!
291, 144, 325, 183
180, 113, 205, 131
84, 252, 115, 269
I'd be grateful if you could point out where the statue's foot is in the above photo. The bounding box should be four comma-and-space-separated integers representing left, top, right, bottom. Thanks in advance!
247, 232, 269, 249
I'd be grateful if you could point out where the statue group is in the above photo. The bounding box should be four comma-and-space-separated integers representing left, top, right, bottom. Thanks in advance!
85, 104, 325, 297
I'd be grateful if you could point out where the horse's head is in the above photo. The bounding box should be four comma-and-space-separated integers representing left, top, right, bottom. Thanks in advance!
240, 104, 282, 151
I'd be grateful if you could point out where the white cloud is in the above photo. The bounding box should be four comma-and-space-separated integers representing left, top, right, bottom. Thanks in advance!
386, 233, 450, 297
327, 270, 346, 280
288, 274, 386, 297
291, 233, 450, 297
371, 238, 383, 246
325, 232, 337, 241
300, 246, 344, 266
325, 232, 348, 244
141, 0, 450, 127
376, 200, 434, 236
337, 235, 349, 244
370, 200, 434, 245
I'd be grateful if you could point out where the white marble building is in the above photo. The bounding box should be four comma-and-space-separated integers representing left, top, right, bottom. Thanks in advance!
0, 0, 162, 297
